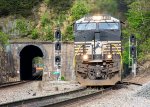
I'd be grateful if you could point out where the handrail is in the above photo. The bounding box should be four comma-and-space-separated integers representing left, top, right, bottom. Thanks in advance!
73, 45, 83, 69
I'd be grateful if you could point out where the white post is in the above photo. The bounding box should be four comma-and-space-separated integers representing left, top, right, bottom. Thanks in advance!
129, 37, 131, 67
132, 40, 137, 77
58, 66, 61, 81
132, 58, 136, 77
130, 35, 137, 77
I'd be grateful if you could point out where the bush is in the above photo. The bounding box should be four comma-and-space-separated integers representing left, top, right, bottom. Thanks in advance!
61, 76, 65, 81
31, 29, 39, 39
0, 31, 9, 45
0, 0, 41, 16
124, 0, 150, 63
63, 25, 74, 41
41, 12, 50, 27
71, 1, 90, 21
42, 26, 54, 41
93, 0, 118, 15
15, 18, 32, 37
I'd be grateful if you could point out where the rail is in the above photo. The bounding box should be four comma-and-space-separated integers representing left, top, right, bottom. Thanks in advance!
0, 87, 112, 107
0, 81, 29, 88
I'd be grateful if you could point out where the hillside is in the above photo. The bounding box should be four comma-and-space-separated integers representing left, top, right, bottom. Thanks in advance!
0, 0, 150, 63
0, 0, 120, 42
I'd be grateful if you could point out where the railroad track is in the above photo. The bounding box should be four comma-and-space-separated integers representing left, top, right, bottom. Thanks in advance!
0, 86, 112, 107
47, 87, 112, 107
0, 81, 29, 88
0, 81, 142, 107
121, 81, 142, 86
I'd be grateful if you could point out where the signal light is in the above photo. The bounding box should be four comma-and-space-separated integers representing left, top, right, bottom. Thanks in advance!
55, 30, 61, 41
130, 46, 136, 58
55, 56, 61, 65
130, 34, 136, 45
54, 28, 61, 67
55, 42, 61, 50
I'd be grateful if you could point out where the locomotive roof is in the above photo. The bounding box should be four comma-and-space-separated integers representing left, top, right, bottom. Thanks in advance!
76, 15, 120, 23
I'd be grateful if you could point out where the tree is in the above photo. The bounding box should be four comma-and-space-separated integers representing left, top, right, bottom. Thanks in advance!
71, 1, 90, 21
124, 0, 150, 62
0, 0, 40, 17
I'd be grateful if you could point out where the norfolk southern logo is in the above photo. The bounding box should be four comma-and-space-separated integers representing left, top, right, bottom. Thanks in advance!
95, 41, 102, 54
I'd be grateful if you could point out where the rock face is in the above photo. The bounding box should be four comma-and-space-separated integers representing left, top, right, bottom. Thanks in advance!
138, 60, 150, 73
0, 48, 17, 84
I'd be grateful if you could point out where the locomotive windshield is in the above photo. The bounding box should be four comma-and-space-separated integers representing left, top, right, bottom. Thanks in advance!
99, 22, 119, 30
74, 16, 121, 42
76, 23, 96, 30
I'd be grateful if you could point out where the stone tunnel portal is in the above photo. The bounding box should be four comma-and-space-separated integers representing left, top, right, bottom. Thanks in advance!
20, 45, 43, 80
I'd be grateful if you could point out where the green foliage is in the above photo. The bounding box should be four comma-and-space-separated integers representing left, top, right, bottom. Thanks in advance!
127, 0, 150, 39
61, 76, 65, 81
41, 12, 50, 27
0, 0, 121, 42
122, 42, 129, 64
0, 31, 9, 45
57, 14, 67, 26
124, 0, 136, 4
139, 38, 150, 54
42, 26, 53, 41
0, 0, 41, 17
91, 0, 118, 16
31, 29, 39, 39
63, 25, 74, 41
124, 0, 150, 63
32, 57, 43, 64
15, 18, 32, 37
71, 1, 90, 21
44, 0, 49, 5
45, 0, 73, 14
62, 0, 91, 41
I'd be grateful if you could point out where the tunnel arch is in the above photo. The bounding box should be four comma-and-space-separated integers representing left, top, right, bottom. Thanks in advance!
19, 45, 44, 80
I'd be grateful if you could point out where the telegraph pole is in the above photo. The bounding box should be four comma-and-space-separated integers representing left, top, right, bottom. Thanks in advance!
129, 34, 137, 77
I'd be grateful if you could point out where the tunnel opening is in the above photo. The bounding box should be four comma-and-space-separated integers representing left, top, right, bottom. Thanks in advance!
20, 45, 43, 80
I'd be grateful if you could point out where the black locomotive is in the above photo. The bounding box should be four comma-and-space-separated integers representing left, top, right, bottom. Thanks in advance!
74, 15, 122, 86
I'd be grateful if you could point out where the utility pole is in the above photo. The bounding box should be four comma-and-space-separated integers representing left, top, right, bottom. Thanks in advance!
129, 34, 137, 77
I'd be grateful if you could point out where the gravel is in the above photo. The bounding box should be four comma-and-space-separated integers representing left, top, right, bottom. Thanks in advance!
0, 81, 82, 105
79, 83, 150, 107
136, 82, 150, 99
2, 80, 150, 107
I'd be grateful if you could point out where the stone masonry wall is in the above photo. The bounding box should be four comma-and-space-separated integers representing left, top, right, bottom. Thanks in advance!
10, 42, 75, 81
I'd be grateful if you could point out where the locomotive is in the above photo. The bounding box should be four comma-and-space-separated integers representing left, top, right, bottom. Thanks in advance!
32, 64, 43, 79
74, 15, 122, 86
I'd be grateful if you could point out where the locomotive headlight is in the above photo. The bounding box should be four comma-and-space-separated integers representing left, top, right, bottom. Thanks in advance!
83, 54, 88, 61
107, 54, 112, 59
